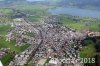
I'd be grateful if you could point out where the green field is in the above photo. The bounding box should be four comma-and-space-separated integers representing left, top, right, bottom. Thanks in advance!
0, 25, 11, 35
0, 8, 13, 23
11, 4, 54, 16
1, 53, 13, 66
79, 37, 100, 66
0, 18, 13, 23
59, 15, 100, 31
27, 16, 41, 22
0, 8, 13, 15
80, 44, 96, 58
0, 37, 30, 53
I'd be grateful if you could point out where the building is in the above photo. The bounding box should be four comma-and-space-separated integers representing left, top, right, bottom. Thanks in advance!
47, 58, 61, 66
37, 59, 47, 66
0, 61, 3, 66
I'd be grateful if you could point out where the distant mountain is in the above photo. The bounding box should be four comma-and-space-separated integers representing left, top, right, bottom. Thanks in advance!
27, 0, 45, 2
1, 0, 100, 9
0, 0, 26, 7
1, 0, 100, 6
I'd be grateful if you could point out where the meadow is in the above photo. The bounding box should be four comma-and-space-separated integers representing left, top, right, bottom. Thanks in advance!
59, 15, 100, 31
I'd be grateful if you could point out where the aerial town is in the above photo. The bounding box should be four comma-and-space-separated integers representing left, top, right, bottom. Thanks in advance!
1, 16, 99, 66
0, 0, 100, 66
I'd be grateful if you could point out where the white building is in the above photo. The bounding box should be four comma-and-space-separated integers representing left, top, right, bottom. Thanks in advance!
47, 58, 61, 66
37, 59, 47, 66
0, 61, 3, 66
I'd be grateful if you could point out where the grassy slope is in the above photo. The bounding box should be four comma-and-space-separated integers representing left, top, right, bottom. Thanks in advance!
0, 8, 13, 23
80, 44, 96, 58
79, 38, 100, 66
0, 8, 13, 15
27, 16, 41, 22
0, 25, 11, 35
59, 15, 100, 31
11, 3, 53, 15
0, 37, 30, 53
1, 53, 13, 66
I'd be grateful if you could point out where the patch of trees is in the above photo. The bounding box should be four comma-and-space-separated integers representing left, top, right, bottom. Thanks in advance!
82, 37, 100, 66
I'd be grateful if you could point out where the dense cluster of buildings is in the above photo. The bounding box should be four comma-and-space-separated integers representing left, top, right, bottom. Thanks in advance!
32, 23, 86, 66
5, 17, 86, 66
7, 18, 43, 66
2, 16, 99, 66
0, 48, 9, 59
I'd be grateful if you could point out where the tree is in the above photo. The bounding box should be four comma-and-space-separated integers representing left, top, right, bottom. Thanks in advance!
95, 40, 100, 52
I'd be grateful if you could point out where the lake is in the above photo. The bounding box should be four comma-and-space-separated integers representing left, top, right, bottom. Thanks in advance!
48, 7, 100, 18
